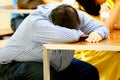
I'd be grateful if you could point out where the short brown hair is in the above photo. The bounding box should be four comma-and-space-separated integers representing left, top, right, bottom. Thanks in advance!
50, 4, 80, 30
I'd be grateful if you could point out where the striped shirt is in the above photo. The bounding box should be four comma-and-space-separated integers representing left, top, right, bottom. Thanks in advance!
0, 4, 109, 71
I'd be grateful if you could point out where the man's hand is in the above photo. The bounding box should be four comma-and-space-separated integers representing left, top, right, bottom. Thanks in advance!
85, 32, 102, 43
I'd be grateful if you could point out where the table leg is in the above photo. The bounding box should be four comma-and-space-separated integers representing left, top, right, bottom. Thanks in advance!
43, 46, 50, 80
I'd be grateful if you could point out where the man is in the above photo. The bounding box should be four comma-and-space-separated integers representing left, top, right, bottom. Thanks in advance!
0, 4, 109, 80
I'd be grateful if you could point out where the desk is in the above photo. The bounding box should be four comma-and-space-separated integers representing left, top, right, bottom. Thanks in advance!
43, 30, 120, 80
0, 5, 34, 13
0, 5, 34, 37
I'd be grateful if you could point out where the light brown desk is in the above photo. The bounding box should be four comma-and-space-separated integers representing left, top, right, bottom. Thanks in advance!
43, 30, 120, 80
0, 5, 34, 13
0, 5, 34, 37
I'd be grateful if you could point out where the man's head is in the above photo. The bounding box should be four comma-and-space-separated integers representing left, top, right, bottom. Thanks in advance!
50, 4, 80, 30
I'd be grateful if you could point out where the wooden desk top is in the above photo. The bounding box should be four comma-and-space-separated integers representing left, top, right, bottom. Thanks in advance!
43, 30, 120, 80
0, 28, 13, 36
43, 30, 120, 51
0, 5, 34, 13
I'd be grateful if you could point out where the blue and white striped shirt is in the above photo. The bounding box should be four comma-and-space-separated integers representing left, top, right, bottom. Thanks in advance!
0, 4, 109, 71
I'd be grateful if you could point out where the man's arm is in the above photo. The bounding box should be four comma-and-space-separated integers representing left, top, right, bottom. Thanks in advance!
78, 11, 109, 42
32, 19, 84, 43
29, 4, 85, 43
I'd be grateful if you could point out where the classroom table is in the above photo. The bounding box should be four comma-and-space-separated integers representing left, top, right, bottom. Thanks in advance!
0, 5, 34, 37
43, 30, 120, 80
0, 5, 34, 13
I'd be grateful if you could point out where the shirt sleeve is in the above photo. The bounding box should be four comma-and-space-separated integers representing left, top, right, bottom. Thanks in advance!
77, 11, 109, 38
49, 50, 74, 71
32, 19, 84, 43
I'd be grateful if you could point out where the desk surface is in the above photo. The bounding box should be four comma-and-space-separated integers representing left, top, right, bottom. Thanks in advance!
43, 30, 120, 80
0, 5, 34, 13
43, 30, 120, 51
